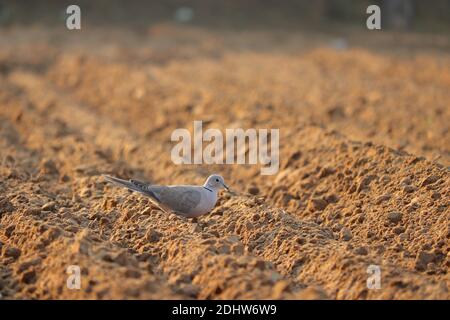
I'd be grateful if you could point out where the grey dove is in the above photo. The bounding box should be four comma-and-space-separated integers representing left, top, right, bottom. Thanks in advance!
103, 174, 229, 218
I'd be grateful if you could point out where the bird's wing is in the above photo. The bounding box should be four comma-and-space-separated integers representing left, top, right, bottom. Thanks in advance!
152, 186, 202, 214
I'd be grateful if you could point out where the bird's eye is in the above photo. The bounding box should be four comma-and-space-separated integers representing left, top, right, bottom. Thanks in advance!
215, 179, 219, 182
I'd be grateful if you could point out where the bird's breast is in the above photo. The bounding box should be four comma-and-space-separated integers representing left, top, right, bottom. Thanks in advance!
189, 191, 217, 217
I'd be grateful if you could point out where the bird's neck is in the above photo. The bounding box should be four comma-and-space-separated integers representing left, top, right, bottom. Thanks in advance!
203, 185, 215, 193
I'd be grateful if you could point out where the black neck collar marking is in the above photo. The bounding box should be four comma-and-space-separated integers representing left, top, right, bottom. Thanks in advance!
203, 186, 213, 192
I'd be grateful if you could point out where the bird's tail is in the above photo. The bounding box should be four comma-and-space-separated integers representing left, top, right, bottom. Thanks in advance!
103, 174, 160, 200
103, 174, 167, 213
103, 175, 144, 193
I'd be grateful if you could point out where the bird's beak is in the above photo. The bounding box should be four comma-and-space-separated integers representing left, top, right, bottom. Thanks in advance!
222, 182, 230, 191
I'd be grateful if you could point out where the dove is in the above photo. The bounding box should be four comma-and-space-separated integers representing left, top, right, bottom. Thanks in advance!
103, 174, 229, 218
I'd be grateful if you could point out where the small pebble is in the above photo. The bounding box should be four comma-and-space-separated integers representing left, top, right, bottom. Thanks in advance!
41, 202, 56, 212
340, 227, 352, 241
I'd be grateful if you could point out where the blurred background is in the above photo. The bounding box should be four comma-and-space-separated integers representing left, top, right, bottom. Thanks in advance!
1, 0, 450, 32
0, 0, 449, 165
0, 1, 449, 164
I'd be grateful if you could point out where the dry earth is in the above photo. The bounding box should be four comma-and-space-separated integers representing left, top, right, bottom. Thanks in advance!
0, 24, 449, 299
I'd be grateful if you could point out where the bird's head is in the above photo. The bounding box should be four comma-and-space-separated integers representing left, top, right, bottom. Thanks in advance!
204, 174, 229, 192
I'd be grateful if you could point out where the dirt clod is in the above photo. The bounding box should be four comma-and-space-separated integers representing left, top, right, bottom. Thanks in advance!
3, 246, 21, 260
247, 186, 260, 195
420, 175, 439, 187
387, 211, 403, 224
308, 198, 328, 212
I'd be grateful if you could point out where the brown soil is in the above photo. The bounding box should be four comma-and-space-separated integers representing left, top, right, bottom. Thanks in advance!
0, 24, 449, 299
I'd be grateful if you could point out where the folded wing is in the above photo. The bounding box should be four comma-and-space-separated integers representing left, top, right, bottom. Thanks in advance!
153, 186, 202, 214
